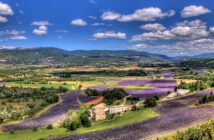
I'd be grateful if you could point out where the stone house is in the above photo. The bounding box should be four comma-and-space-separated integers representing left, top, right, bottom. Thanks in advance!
91, 103, 107, 121
109, 105, 133, 114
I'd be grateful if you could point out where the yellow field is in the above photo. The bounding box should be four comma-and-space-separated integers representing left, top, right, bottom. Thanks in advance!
176, 79, 197, 84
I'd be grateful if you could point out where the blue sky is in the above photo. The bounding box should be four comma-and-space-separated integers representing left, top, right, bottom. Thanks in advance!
0, 0, 214, 56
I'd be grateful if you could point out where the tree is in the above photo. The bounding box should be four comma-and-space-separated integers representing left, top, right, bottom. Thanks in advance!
80, 113, 91, 127
144, 97, 157, 107
66, 118, 81, 131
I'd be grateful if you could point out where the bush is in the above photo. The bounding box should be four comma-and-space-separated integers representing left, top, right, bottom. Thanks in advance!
144, 97, 157, 107
9, 130, 15, 134
57, 86, 68, 93
63, 118, 81, 131
46, 124, 53, 129
199, 92, 214, 104
32, 127, 38, 131
80, 113, 91, 127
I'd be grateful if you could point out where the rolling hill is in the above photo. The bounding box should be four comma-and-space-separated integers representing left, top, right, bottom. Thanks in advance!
0, 47, 171, 67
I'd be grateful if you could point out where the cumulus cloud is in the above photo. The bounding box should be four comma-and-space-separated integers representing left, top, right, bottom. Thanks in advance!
101, 7, 175, 22
71, 19, 87, 26
131, 20, 208, 41
0, 15, 7, 23
10, 35, 27, 40
140, 23, 166, 31
31, 21, 51, 26
129, 38, 214, 55
181, 5, 211, 18
0, 2, 13, 15
0, 1, 13, 23
101, 11, 121, 21
210, 27, 214, 33
131, 31, 174, 41
91, 31, 126, 40
33, 25, 47, 35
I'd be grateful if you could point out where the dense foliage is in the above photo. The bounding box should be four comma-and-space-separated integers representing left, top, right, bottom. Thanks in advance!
179, 59, 214, 68
163, 120, 214, 140
53, 69, 147, 78
178, 81, 211, 91
0, 87, 62, 123
199, 92, 214, 104
85, 88, 128, 100
62, 110, 91, 131
144, 96, 159, 107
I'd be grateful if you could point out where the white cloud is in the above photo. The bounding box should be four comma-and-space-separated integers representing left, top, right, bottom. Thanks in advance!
101, 8, 175, 22
71, 19, 87, 26
131, 30, 174, 41
0, 30, 25, 35
129, 38, 214, 55
0, 2, 13, 23
10, 35, 27, 40
92, 31, 126, 40
33, 26, 47, 35
89, 16, 97, 19
140, 23, 166, 31
210, 27, 214, 33
0, 2, 13, 15
0, 15, 7, 23
31, 21, 51, 26
0, 45, 17, 49
181, 5, 211, 18
92, 22, 105, 26
131, 19, 208, 41
101, 11, 121, 21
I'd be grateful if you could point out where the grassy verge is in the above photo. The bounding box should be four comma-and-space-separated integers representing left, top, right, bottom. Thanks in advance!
0, 108, 158, 140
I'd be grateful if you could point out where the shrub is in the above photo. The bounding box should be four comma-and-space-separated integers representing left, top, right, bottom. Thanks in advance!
46, 124, 53, 129
80, 113, 91, 127
144, 97, 157, 107
32, 127, 38, 131
62, 118, 81, 131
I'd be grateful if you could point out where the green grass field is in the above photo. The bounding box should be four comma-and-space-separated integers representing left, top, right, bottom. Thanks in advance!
0, 108, 158, 140
121, 84, 150, 90
5, 82, 79, 90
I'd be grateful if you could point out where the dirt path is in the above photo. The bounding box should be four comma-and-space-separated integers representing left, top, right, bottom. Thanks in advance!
2, 92, 81, 131
54, 88, 214, 140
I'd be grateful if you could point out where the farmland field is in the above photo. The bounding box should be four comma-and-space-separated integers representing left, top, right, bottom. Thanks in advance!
1, 1, 214, 139
0, 108, 158, 140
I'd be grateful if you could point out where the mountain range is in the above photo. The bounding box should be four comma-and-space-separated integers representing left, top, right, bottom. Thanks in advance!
0, 47, 213, 67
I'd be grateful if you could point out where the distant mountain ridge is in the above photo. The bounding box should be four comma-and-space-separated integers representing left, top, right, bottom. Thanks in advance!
0, 47, 171, 67
173, 53, 214, 60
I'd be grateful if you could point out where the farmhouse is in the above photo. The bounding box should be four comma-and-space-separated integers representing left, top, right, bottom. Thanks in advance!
91, 103, 107, 121
109, 105, 133, 114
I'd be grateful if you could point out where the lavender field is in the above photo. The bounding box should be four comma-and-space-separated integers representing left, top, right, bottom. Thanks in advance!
2, 92, 96, 131
92, 79, 177, 99
55, 88, 214, 140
